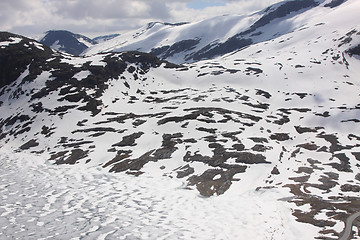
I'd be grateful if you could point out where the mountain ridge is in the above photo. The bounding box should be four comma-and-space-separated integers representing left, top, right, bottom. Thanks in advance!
83, 0, 350, 63
39, 0, 352, 63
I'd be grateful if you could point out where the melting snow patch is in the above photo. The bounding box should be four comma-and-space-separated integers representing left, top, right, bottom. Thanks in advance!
32, 41, 45, 51
0, 37, 22, 47
9, 37, 22, 43
213, 174, 221, 180
89, 55, 107, 67
74, 70, 91, 81
50, 40, 62, 51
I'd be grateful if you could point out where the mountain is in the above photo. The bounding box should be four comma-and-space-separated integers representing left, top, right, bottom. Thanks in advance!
1, 0, 360, 239
39, 30, 121, 55
84, 0, 352, 64
39, 30, 97, 55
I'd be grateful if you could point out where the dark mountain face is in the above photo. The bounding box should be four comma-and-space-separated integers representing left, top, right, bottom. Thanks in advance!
40, 30, 96, 55
244, 0, 318, 35
150, 39, 201, 60
347, 44, 360, 56
325, 0, 347, 8
92, 34, 120, 43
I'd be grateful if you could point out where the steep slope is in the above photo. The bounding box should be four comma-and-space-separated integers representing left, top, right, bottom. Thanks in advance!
0, 0, 360, 238
84, 0, 350, 64
40, 30, 97, 56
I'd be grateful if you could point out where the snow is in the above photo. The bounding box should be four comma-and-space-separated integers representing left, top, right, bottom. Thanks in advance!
77, 37, 94, 48
0, 148, 318, 240
83, 0, 360, 65
74, 70, 91, 81
59, 54, 109, 67
32, 41, 45, 51
50, 40, 62, 51
82, 14, 262, 60
0, 37, 22, 47
88, 54, 107, 67
1, 0, 360, 239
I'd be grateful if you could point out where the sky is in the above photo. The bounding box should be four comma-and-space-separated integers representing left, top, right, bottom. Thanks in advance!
0, 0, 283, 39
187, 0, 226, 9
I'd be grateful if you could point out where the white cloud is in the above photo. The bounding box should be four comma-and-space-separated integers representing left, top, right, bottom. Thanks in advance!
0, 0, 282, 38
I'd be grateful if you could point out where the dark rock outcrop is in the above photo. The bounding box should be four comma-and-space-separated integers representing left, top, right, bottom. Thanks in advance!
0, 32, 53, 89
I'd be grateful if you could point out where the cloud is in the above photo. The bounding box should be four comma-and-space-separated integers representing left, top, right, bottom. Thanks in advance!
0, 0, 49, 29
0, 0, 282, 38
50, 0, 169, 20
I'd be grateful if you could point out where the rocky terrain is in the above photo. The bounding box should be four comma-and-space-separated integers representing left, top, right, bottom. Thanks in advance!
0, 0, 360, 239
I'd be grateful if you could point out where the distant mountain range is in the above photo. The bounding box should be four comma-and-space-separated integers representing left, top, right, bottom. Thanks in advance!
1, 0, 360, 238
41, 0, 351, 64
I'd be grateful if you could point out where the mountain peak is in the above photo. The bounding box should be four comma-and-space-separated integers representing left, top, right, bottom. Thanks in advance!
40, 30, 96, 56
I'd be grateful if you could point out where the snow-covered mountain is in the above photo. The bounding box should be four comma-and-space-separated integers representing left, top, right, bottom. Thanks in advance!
83, 0, 352, 64
1, 0, 360, 239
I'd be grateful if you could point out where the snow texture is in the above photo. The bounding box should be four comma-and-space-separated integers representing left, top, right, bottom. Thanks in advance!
0, 148, 317, 240
0, 0, 360, 239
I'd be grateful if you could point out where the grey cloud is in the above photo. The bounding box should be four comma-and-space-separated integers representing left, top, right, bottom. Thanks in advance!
0, 0, 33, 11
51, 0, 171, 20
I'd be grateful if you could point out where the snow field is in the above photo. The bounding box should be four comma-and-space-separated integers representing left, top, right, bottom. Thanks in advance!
0, 148, 319, 240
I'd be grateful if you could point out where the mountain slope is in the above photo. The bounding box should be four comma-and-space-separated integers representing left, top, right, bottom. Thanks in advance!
84, 0, 351, 64
0, 0, 360, 238
40, 30, 97, 56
